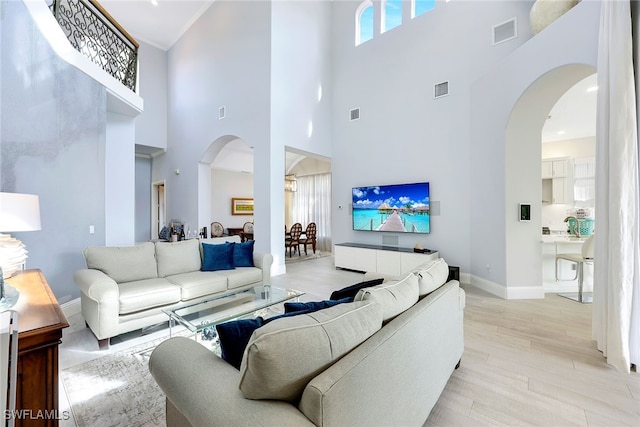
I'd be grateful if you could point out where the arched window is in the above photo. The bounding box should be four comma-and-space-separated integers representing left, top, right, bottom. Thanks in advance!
382, 0, 402, 33
412, 0, 436, 19
355, 1, 374, 46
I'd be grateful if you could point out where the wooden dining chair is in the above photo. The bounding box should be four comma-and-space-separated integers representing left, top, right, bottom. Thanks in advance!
285, 223, 303, 257
300, 222, 317, 255
210, 222, 225, 237
242, 221, 254, 242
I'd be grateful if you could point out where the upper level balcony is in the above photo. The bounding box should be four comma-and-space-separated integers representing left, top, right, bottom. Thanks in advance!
48, 0, 138, 93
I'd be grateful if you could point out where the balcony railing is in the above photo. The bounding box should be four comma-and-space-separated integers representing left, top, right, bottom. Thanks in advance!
49, 0, 139, 92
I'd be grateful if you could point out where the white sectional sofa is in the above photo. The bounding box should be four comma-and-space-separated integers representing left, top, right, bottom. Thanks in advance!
149, 258, 465, 426
74, 235, 273, 349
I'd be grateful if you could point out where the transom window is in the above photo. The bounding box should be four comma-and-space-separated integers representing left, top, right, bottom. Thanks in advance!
355, 0, 438, 46
356, 1, 374, 45
382, 0, 402, 33
412, 0, 436, 18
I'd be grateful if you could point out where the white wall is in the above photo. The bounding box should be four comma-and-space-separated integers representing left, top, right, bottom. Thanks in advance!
153, 1, 599, 296
153, 0, 272, 243
264, 0, 333, 272
135, 156, 152, 243
0, 0, 108, 302
472, 1, 599, 298
542, 137, 596, 159
271, 0, 333, 158
105, 112, 136, 245
330, 0, 533, 273
153, 1, 335, 274
135, 41, 168, 152
210, 169, 254, 229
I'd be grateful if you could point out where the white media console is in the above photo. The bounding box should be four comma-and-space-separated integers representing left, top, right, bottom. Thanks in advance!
334, 242, 439, 276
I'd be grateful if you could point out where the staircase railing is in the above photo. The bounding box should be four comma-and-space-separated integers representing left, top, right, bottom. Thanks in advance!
49, 0, 139, 92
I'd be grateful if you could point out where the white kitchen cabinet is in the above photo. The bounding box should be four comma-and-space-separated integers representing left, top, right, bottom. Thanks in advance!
552, 177, 567, 204
542, 178, 569, 204
551, 160, 567, 177
542, 159, 567, 178
542, 159, 572, 204
334, 243, 439, 275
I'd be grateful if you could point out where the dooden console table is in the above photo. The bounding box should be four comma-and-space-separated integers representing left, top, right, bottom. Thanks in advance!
6, 269, 69, 426
334, 242, 439, 276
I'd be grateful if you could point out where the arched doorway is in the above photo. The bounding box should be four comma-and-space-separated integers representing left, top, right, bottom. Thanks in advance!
198, 135, 254, 237
284, 147, 332, 254
504, 64, 596, 296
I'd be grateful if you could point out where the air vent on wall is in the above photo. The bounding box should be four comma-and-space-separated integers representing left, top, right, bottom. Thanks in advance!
349, 108, 360, 121
219, 106, 226, 120
493, 17, 517, 45
434, 81, 449, 99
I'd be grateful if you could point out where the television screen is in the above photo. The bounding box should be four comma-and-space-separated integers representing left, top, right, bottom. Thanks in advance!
352, 182, 430, 233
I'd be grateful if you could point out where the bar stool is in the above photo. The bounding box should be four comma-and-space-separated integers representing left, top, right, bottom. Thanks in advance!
556, 234, 595, 303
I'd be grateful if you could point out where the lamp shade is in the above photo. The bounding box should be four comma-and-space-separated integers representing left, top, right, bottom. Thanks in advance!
0, 193, 41, 232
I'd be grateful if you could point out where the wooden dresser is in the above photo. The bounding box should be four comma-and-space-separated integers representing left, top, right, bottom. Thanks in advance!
6, 269, 69, 426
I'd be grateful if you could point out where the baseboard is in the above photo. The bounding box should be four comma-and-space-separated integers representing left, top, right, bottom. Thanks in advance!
469, 274, 507, 299
61, 298, 81, 318
468, 275, 545, 300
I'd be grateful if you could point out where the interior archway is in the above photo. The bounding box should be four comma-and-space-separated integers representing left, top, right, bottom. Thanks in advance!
504, 64, 596, 296
197, 135, 254, 236
284, 147, 332, 253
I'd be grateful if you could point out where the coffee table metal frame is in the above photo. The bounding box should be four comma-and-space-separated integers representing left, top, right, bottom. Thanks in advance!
162, 285, 304, 341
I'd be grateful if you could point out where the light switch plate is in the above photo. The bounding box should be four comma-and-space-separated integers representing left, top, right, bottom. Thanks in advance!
519, 203, 531, 222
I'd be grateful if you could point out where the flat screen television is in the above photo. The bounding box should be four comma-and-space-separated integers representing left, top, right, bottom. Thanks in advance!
352, 182, 430, 233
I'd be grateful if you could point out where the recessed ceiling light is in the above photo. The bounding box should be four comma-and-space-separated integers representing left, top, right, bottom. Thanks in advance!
557, 130, 566, 135
151, 0, 158, 6
587, 86, 598, 92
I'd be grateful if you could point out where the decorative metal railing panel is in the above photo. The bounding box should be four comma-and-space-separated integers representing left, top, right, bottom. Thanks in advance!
50, 0, 138, 92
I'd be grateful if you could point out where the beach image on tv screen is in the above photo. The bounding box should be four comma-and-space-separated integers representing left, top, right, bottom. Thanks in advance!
352, 182, 430, 233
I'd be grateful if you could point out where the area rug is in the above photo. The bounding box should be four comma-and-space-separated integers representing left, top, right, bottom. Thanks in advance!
60, 336, 173, 427
60, 305, 285, 427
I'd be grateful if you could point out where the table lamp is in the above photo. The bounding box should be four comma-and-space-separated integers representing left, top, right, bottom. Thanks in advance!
0, 192, 41, 300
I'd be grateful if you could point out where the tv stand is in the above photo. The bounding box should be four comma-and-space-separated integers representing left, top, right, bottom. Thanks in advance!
334, 242, 439, 275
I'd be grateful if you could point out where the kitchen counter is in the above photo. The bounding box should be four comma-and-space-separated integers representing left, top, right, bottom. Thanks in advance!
540, 234, 592, 293
540, 234, 587, 243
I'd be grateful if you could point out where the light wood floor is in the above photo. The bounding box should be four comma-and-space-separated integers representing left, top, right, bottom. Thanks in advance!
60, 255, 640, 426
426, 282, 639, 426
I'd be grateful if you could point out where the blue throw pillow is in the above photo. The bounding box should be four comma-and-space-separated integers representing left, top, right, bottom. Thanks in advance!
233, 240, 255, 267
263, 308, 315, 324
283, 297, 353, 314
202, 242, 235, 271
329, 278, 385, 300
215, 317, 264, 370
215, 298, 352, 369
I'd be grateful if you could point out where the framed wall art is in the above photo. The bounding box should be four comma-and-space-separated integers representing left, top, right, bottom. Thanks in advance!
232, 198, 254, 215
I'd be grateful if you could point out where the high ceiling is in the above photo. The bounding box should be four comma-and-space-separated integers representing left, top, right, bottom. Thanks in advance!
100, 0, 215, 51
542, 73, 597, 144
101, 0, 596, 156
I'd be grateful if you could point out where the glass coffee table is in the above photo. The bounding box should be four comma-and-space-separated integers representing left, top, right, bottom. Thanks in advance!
162, 285, 304, 349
